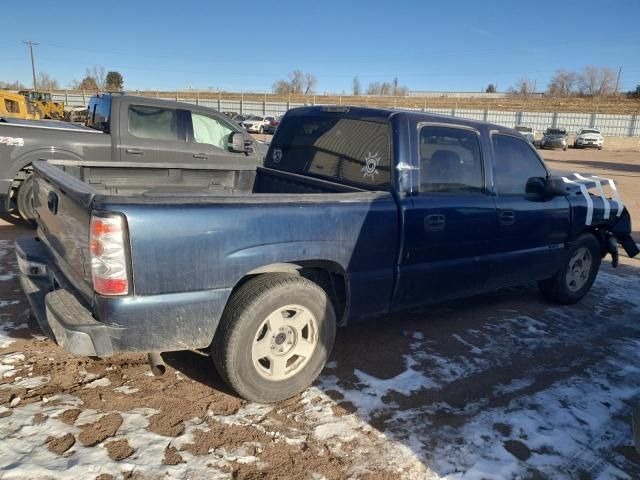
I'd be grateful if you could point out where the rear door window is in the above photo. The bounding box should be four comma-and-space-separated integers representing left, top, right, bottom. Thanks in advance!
128, 105, 179, 141
492, 134, 548, 195
419, 125, 484, 194
267, 115, 391, 188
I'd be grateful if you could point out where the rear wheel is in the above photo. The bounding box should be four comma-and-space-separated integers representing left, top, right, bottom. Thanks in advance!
539, 233, 601, 304
213, 273, 336, 403
16, 174, 36, 224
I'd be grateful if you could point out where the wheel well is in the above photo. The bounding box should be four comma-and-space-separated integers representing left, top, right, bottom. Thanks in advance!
232, 261, 349, 326
580, 227, 609, 257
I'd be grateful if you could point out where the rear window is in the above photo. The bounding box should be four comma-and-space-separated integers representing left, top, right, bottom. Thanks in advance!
87, 97, 111, 132
266, 115, 391, 188
128, 105, 179, 141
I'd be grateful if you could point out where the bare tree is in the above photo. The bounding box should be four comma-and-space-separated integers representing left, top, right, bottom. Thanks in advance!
547, 69, 577, 97
578, 66, 617, 96
366, 79, 408, 96
510, 77, 536, 96
35, 72, 59, 90
485, 83, 497, 93
366, 82, 381, 95
353, 76, 361, 96
0, 80, 27, 90
272, 70, 316, 95
303, 72, 317, 95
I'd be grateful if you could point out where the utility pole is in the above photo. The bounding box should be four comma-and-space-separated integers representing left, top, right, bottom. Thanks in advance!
614, 66, 622, 95
22, 40, 38, 90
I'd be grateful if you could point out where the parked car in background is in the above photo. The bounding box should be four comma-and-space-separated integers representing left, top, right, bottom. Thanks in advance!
241, 115, 273, 134
222, 111, 237, 118
540, 128, 568, 151
514, 125, 536, 145
574, 128, 603, 150
0, 93, 260, 222
16, 106, 637, 403
232, 114, 247, 126
264, 115, 282, 134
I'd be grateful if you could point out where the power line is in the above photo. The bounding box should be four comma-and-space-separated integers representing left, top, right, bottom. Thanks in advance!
22, 40, 38, 90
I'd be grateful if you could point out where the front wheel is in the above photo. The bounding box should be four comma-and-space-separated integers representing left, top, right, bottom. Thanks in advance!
212, 273, 336, 403
258, 126, 264, 134
539, 233, 601, 304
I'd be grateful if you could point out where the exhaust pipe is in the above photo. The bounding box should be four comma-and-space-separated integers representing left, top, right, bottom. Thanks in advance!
148, 352, 166, 377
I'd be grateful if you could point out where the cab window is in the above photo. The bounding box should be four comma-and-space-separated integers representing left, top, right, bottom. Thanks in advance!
128, 105, 179, 141
419, 125, 484, 194
492, 134, 547, 195
191, 113, 235, 150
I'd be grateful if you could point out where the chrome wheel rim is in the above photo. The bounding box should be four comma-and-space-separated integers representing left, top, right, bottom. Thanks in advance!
252, 304, 318, 381
566, 247, 592, 292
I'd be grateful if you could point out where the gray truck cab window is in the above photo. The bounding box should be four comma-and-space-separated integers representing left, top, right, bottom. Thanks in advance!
419, 125, 483, 193
492, 134, 547, 195
128, 105, 179, 141
191, 113, 235, 150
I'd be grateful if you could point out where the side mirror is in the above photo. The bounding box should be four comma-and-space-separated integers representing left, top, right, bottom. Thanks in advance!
525, 176, 547, 195
229, 132, 245, 153
526, 176, 567, 198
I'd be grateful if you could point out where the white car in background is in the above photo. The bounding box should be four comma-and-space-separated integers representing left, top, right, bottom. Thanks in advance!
514, 125, 536, 144
241, 116, 274, 134
574, 128, 604, 150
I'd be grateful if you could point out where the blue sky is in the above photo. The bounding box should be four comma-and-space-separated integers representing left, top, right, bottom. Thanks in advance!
2, 0, 639, 93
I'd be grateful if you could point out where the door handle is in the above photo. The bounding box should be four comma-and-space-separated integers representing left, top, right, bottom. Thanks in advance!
425, 214, 446, 231
125, 148, 144, 155
499, 210, 515, 226
193, 153, 208, 159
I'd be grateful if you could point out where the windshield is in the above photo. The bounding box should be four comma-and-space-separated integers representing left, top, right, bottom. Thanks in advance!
267, 115, 391, 188
247, 116, 262, 121
581, 129, 600, 134
546, 129, 566, 135
515, 126, 533, 133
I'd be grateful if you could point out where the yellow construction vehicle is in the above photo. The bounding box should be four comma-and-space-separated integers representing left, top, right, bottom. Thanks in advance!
0, 90, 41, 120
19, 90, 64, 119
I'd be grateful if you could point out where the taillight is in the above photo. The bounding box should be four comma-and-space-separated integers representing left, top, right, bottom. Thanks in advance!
90, 213, 130, 296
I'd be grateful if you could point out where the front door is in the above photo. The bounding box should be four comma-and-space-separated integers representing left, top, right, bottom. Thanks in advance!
395, 124, 497, 308
487, 133, 570, 288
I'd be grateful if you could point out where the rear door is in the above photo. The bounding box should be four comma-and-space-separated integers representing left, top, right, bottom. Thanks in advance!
395, 124, 497, 307
487, 133, 570, 288
117, 100, 191, 165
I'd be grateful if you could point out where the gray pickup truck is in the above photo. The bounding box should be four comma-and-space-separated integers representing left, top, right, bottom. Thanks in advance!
0, 94, 261, 221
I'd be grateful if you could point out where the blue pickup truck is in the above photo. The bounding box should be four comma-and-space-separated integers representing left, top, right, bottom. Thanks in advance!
16, 106, 638, 402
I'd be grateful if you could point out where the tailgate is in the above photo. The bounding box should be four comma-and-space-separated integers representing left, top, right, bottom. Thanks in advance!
32, 160, 96, 299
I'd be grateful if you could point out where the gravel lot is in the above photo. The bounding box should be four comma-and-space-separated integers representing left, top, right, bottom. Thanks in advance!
0, 148, 639, 479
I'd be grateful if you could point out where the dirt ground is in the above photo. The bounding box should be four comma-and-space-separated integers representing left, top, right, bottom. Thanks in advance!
0, 148, 639, 479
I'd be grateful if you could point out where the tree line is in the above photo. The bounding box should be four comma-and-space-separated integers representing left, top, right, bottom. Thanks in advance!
0, 67, 124, 91
506, 66, 636, 98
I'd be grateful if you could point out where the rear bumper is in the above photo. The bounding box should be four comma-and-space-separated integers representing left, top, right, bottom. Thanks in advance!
16, 238, 232, 357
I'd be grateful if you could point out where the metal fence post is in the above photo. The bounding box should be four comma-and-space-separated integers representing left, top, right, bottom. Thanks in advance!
218, 91, 221, 111
484, 109, 489, 122
176, 90, 179, 101
82, 89, 86, 104
552, 112, 558, 128
65, 90, 68, 105
196, 90, 200, 106
589, 113, 596, 128
263, 93, 266, 115
240, 91, 244, 115
629, 114, 638, 137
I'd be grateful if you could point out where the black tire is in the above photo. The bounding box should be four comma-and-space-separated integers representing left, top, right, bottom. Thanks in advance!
16, 174, 36, 224
258, 126, 264, 134
598, 146, 602, 150
212, 273, 336, 403
563, 146, 567, 151
539, 233, 601, 305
